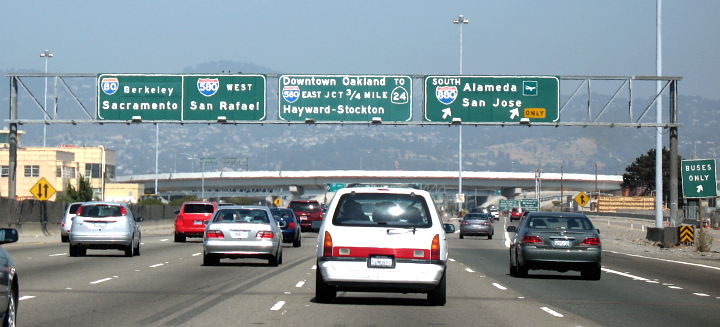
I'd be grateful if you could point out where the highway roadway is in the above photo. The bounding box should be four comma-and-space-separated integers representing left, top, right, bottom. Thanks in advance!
8, 217, 720, 327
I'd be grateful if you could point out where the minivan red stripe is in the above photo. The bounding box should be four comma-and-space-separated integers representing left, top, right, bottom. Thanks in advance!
332, 247, 429, 259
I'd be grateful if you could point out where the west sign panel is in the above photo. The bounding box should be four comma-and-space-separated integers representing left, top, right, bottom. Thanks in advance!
97, 74, 266, 121
278, 75, 412, 122
424, 76, 559, 123
681, 159, 717, 198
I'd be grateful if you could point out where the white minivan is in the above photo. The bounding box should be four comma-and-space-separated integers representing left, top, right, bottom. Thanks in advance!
315, 185, 452, 305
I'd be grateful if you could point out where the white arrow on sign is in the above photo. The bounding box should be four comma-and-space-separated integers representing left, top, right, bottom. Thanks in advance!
697, 185, 704, 193
442, 108, 452, 119
510, 108, 519, 119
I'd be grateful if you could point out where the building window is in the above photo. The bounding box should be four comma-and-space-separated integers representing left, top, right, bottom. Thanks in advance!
57, 166, 62, 177
24, 165, 39, 177
85, 163, 101, 178
1, 166, 8, 178
106, 165, 115, 179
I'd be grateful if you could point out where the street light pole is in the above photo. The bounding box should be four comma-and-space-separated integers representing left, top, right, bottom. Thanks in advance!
453, 14, 469, 215
39, 49, 53, 147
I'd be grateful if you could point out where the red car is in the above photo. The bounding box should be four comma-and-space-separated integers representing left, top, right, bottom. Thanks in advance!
288, 200, 323, 232
174, 201, 217, 242
509, 207, 525, 221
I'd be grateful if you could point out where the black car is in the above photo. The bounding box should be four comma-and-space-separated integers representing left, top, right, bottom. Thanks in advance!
0, 228, 19, 326
271, 208, 302, 247
507, 212, 601, 280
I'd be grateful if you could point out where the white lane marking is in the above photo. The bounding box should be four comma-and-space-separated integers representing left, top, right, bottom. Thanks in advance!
270, 301, 286, 311
160, 239, 169, 242
284, 291, 291, 295
517, 296, 525, 299
90, 278, 113, 285
668, 286, 683, 290
295, 280, 306, 288
311, 265, 317, 270
149, 263, 164, 268
19, 296, 35, 301
645, 280, 660, 284
135, 270, 141, 272
49, 253, 66, 257
492, 283, 507, 290
541, 307, 564, 318
64, 288, 72, 290
604, 250, 720, 271
465, 268, 475, 273
141, 243, 145, 245
601, 268, 649, 281
693, 293, 710, 297
448, 258, 456, 262
192, 253, 202, 257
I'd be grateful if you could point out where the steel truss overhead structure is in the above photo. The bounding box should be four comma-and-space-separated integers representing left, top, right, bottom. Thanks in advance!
5, 73, 681, 222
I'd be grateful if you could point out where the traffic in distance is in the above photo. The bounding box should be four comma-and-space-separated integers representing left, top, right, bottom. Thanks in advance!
7, 184, 720, 326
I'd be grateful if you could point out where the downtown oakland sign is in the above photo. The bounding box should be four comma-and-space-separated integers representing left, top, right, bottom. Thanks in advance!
424, 76, 559, 123
97, 74, 266, 121
278, 75, 412, 122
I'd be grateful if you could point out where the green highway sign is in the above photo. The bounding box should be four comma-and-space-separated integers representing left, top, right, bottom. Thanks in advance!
520, 198, 539, 212
326, 183, 347, 192
499, 199, 519, 211
278, 75, 412, 122
97, 74, 266, 121
681, 159, 717, 198
424, 76, 559, 122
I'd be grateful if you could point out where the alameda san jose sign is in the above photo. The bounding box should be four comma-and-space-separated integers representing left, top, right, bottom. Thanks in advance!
97, 74, 266, 121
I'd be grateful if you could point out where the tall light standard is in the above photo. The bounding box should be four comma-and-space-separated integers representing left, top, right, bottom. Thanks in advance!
453, 14, 469, 215
654, 0, 664, 228
39, 49, 53, 147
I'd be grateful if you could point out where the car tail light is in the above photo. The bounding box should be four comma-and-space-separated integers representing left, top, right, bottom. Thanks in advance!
522, 235, 544, 244
288, 221, 296, 229
483, 221, 492, 226
206, 230, 224, 239
460, 221, 470, 225
323, 231, 333, 257
430, 234, 441, 260
76, 206, 83, 216
256, 231, 274, 239
120, 206, 127, 216
581, 237, 601, 246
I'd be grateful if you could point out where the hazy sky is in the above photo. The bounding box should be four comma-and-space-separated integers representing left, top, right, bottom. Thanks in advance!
2, 0, 719, 100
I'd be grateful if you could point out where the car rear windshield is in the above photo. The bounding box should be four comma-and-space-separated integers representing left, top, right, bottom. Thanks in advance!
271, 209, 294, 221
289, 202, 320, 212
332, 193, 432, 228
213, 209, 270, 224
68, 203, 82, 214
464, 213, 490, 220
183, 204, 214, 214
526, 216, 594, 230
80, 205, 123, 218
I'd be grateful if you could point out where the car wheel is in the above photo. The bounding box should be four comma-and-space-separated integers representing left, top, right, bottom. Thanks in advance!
4, 285, 17, 327
174, 233, 186, 243
124, 243, 134, 257
516, 259, 529, 278
269, 254, 280, 267
78, 248, 86, 257
69, 244, 78, 257
61, 235, 69, 243
581, 265, 601, 280
488, 233, 493, 240
459, 234, 464, 239
293, 237, 301, 248
203, 253, 219, 266
315, 266, 336, 303
509, 256, 518, 276
134, 241, 141, 256
427, 270, 447, 306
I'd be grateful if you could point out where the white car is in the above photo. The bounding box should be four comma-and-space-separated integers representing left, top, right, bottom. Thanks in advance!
60, 202, 84, 242
315, 185, 452, 305
69, 202, 143, 257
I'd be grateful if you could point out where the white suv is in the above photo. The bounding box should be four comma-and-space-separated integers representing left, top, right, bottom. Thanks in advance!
315, 185, 450, 305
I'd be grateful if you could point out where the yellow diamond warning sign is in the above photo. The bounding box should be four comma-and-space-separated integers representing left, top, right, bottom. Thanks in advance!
575, 192, 590, 207
30, 177, 56, 201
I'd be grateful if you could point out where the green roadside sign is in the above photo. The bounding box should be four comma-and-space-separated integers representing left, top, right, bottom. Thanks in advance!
97, 74, 266, 121
424, 76, 559, 123
278, 75, 412, 122
520, 198, 539, 212
326, 183, 347, 192
499, 199, 519, 211
681, 159, 717, 198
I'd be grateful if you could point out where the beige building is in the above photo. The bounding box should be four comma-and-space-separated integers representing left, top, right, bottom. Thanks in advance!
0, 130, 140, 202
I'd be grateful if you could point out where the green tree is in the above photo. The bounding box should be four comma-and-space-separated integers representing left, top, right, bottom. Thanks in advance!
621, 148, 682, 202
58, 175, 94, 202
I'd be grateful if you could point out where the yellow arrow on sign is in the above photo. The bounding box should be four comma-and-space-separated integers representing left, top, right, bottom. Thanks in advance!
575, 192, 590, 207
30, 177, 56, 201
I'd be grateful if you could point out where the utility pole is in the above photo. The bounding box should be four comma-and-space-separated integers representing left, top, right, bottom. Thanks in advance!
453, 14, 469, 216
40, 49, 53, 147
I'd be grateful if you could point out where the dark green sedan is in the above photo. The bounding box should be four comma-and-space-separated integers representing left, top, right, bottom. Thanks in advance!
507, 212, 601, 280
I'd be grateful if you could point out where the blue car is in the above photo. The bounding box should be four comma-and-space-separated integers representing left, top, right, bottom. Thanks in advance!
271, 208, 302, 247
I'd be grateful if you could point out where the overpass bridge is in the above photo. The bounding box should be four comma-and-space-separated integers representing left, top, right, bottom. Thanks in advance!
116, 170, 623, 207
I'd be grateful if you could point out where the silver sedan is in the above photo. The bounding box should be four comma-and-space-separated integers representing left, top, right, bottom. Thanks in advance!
202, 206, 284, 266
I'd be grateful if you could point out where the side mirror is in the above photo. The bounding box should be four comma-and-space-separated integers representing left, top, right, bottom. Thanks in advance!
442, 223, 456, 234
596, 229, 601, 234
135, 217, 145, 222
506, 226, 517, 233
277, 220, 287, 228
0, 228, 18, 244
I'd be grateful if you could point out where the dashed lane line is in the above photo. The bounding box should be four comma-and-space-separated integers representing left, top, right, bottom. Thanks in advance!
270, 301, 286, 311
49, 253, 66, 257
192, 253, 202, 257
693, 293, 710, 297
540, 307, 564, 318
465, 268, 475, 273
90, 278, 114, 285
604, 250, 720, 271
295, 280, 306, 288
492, 283, 507, 291
19, 296, 35, 301
149, 263, 164, 268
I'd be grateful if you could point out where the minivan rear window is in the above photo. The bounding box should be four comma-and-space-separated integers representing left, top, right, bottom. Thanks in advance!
332, 193, 432, 228
183, 204, 214, 214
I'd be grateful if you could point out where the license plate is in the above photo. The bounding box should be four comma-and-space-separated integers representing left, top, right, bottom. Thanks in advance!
552, 240, 572, 248
368, 256, 394, 268
93, 223, 106, 229
300, 216, 308, 221
230, 231, 249, 239
194, 220, 203, 225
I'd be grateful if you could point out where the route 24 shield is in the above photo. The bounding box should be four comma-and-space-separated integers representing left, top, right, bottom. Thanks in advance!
101, 78, 119, 95
197, 78, 220, 97
435, 86, 458, 105
282, 86, 300, 103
